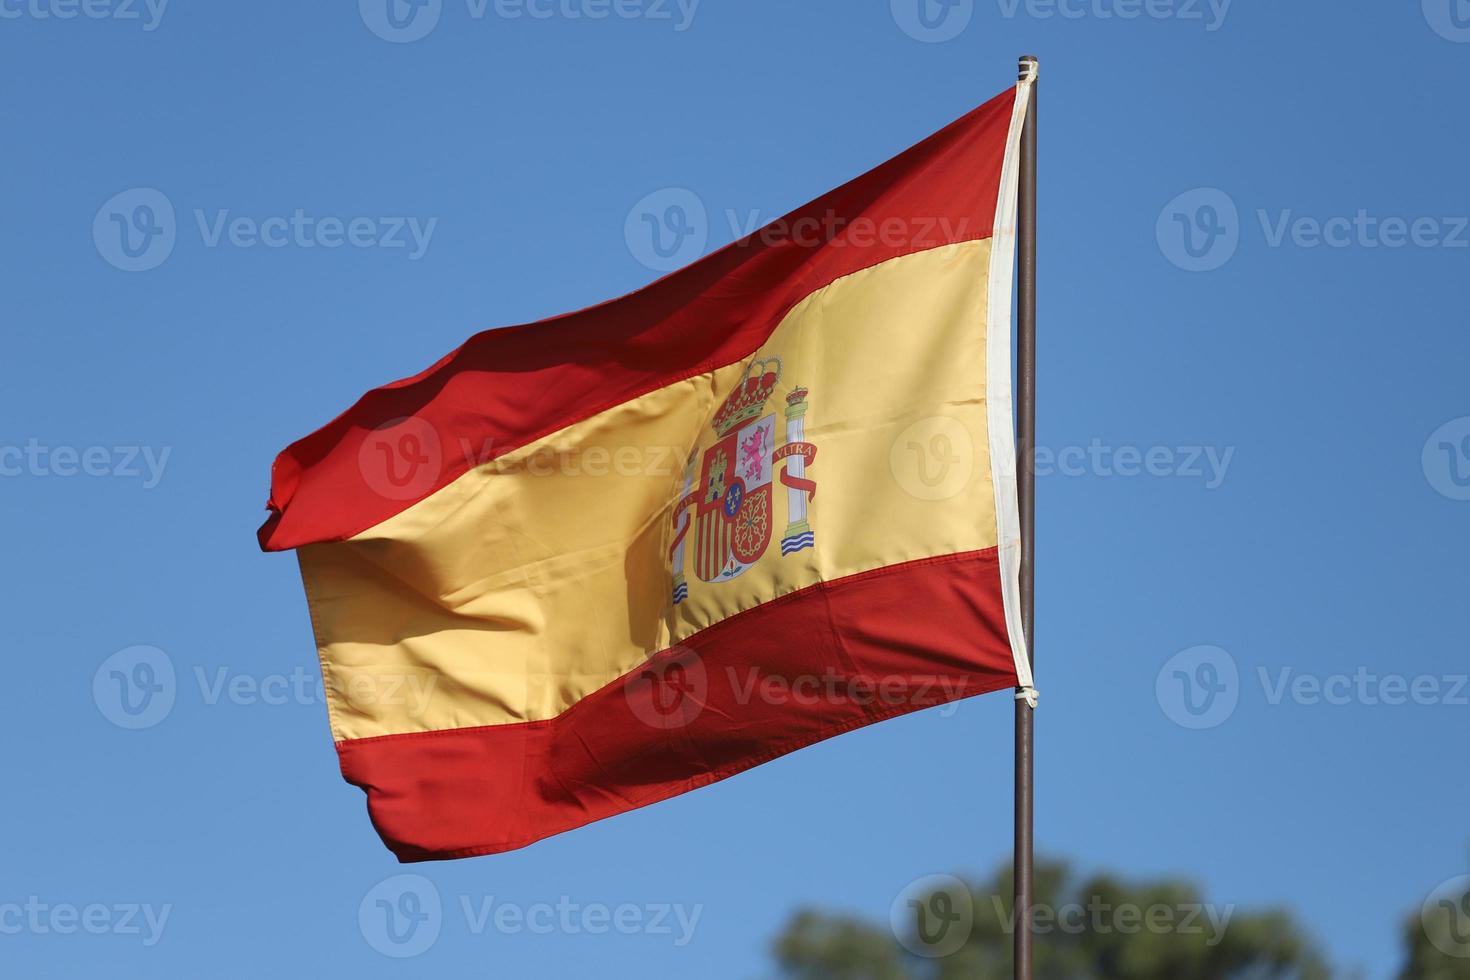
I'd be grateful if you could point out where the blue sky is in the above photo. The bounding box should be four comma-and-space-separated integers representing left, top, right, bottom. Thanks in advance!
3, 1, 1468, 976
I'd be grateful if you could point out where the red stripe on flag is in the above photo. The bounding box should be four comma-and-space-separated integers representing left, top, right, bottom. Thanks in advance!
335, 549, 1016, 862
259, 88, 1017, 551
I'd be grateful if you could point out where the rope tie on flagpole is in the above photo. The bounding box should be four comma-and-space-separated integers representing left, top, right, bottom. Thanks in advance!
1015, 686, 1039, 709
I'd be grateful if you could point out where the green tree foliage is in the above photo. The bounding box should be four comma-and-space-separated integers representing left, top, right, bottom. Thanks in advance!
1399, 878, 1470, 980
772, 860, 1331, 980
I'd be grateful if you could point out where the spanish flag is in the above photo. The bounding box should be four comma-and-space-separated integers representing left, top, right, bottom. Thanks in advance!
259, 80, 1035, 862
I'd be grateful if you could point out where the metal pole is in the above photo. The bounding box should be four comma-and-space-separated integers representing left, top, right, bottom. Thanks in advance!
1013, 53, 1038, 980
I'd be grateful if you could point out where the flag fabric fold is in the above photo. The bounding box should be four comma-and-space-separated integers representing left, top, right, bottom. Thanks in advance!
260, 80, 1034, 861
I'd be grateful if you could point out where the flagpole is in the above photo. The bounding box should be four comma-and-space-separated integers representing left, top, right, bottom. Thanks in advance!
1013, 53, 1039, 980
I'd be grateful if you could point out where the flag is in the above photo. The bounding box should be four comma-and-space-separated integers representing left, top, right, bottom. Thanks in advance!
259, 81, 1035, 862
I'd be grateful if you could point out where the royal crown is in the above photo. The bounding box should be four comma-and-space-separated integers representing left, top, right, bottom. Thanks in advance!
712, 357, 782, 437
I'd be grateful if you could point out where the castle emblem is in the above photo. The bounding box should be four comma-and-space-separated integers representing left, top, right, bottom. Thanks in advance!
670, 357, 817, 604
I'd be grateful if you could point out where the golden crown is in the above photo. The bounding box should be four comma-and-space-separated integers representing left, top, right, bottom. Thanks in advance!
712, 357, 782, 437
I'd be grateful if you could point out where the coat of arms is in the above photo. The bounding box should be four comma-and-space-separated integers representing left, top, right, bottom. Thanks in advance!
670, 358, 817, 604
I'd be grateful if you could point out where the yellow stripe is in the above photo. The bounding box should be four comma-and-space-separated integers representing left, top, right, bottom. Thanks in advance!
302, 240, 999, 741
